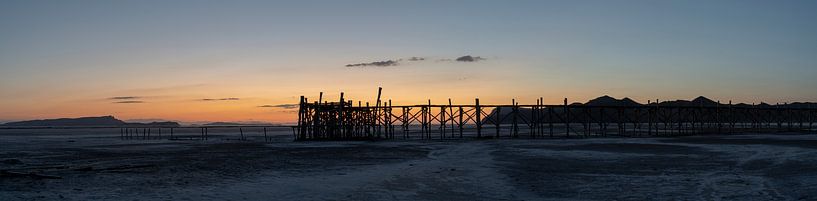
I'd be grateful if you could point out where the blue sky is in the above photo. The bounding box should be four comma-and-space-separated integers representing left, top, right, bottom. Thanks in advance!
1, 0, 816, 121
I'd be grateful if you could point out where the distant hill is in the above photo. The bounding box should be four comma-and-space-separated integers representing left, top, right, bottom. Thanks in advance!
652, 96, 719, 107
1, 116, 180, 127
124, 121, 181, 127
203, 121, 275, 126
2, 116, 125, 127
482, 95, 817, 124
585, 95, 641, 106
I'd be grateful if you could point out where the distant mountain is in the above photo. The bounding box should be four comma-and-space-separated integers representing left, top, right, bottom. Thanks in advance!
1, 116, 180, 127
124, 121, 181, 127
585, 95, 641, 106
482, 95, 817, 124
654, 96, 720, 107
203, 121, 275, 126
2, 116, 125, 127
125, 118, 177, 123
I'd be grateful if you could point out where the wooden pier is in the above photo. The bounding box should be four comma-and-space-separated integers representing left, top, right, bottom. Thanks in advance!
295, 88, 817, 141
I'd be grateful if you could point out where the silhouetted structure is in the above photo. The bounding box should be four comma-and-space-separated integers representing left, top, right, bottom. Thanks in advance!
295, 88, 817, 140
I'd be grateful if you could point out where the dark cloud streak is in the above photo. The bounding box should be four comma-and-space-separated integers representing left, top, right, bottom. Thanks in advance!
200, 98, 240, 101
345, 60, 398, 67
113, 101, 144, 104
109, 96, 141, 100
258, 104, 298, 109
455, 55, 485, 62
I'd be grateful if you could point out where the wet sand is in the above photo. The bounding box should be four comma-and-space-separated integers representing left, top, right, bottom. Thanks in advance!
2, 130, 817, 200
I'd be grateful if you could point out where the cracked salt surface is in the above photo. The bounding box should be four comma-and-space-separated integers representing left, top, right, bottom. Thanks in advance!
2, 129, 817, 200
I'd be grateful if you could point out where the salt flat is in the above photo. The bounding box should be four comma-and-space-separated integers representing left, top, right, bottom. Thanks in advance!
2, 129, 817, 200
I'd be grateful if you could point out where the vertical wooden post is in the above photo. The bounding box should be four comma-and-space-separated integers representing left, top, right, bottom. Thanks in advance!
729, 100, 734, 134
534, 99, 539, 138
809, 109, 814, 134
449, 99, 455, 138
297, 96, 305, 140
389, 99, 394, 139
495, 106, 501, 138
564, 98, 570, 137
340, 92, 346, 139
427, 99, 432, 139
582, 107, 588, 137
549, 106, 554, 137
441, 103, 446, 139
476, 98, 482, 138
459, 106, 464, 138
540, 97, 544, 137
648, 100, 653, 136
512, 99, 518, 138
600, 107, 605, 137
403, 107, 408, 139
240, 127, 244, 141
716, 101, 721, 134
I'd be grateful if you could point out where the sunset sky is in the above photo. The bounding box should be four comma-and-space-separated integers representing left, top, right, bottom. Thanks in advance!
1, 0, 816, 124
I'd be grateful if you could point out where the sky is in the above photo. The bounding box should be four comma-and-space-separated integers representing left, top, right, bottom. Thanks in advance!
1, 0, 816, 123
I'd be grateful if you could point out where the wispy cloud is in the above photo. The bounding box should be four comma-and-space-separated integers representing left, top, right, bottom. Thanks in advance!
455, 55, 485, 62
406, 57, 425, 61
344, 57, 428, 68
114, 101, 144, 104
109, 96, 141, 100
258, 104, 299, 109
200, 98, 240, 101
345, 60, 398, 67
346, 56, 484, 67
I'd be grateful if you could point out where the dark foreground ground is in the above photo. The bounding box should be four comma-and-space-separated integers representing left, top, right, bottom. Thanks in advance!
2, 131, 817, 200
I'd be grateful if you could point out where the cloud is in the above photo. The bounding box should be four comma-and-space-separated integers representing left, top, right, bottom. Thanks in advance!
345, 60, 398, 67
407, 57, 425, 61
109, 96, 141, 100
258, 104, 299, 109
345, 56, 482, 67
113, 101, 144, 104
455, 55, 485, 62
200, 98, 240, 101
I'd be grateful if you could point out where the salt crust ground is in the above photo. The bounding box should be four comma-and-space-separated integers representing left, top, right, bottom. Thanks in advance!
2, 129, 817, 200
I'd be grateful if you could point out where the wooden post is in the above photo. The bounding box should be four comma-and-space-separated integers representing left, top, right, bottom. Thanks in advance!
339, 92, 345, 139
459, 106, 464, 138
441, 103, 446, 139
648, 100, 653, 136
264, 127, 268, 142
389, 99, 394, 139
476, 98, 482, 138
376, 87, 382, 138
512, 99, 518, 138
564, 98, 570, 137
600, 107, 605, 137
729, 100, 734, 134
449, 99, 455, 138
539, 97, 544, 137
549, 106, 554, 137
403, 107, 408, 139
297, 96, 305, 140
495, 106, 501, 138
810, 109, 814, 134
534, 99, 539, 138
